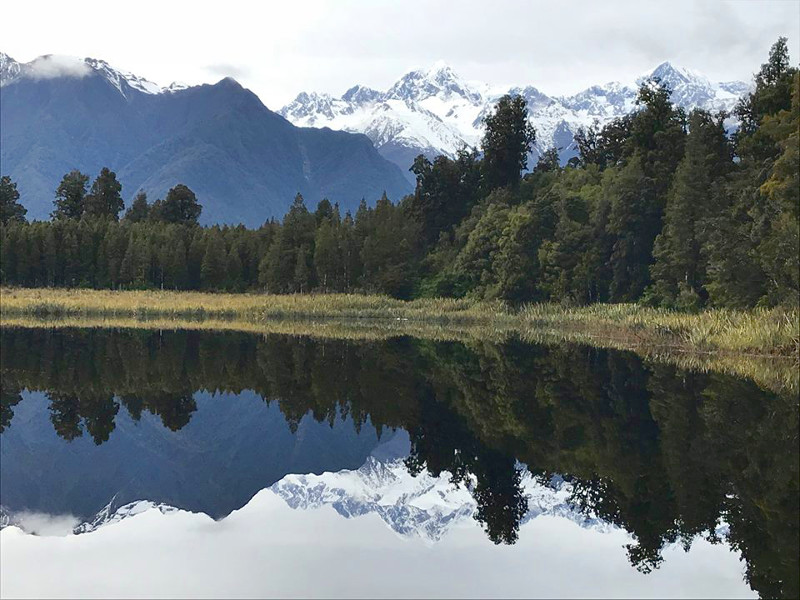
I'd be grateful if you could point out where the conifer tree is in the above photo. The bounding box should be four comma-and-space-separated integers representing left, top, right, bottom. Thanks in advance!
124, 191, 150, 223
52, 170, 90, 220
84, 167, 124, 220
481, 95, 536, 190
314, 219, 339, 291
151, 184, 202, 225
201, 230, 227, 290
0, 176, 27, 225
649, 110, 732, 308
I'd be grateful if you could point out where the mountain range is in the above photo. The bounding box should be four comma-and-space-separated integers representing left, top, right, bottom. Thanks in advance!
0, 52, 752, 224
0, 53, 411, 225
280, 60, 751, 181
1, 430, 615, 543
0, 391, 380, 521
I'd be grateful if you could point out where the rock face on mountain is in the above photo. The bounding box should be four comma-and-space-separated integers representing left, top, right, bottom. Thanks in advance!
0, 53, 412, 225
280, 61, 750, 179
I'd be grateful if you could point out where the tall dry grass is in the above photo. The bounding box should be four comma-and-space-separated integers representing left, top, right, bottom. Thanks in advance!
1, 288, 797, 393
0, 287, 510, 324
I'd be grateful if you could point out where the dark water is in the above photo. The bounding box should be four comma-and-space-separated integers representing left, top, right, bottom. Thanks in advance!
1, 327, 797, 598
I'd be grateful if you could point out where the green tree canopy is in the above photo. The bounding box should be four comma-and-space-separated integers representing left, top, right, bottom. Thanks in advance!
124, 191, 150, 223
0, 176, 27, 225
151, 184, 202, 225
481, 94, 536, 191
52, 170, 90, 220
84, 167, 124, 220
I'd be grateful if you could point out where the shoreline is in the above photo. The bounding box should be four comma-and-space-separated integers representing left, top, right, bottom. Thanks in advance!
1, 288, 797, 393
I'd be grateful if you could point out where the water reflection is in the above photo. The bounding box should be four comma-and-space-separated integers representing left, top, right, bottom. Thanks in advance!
1, 327, 797, 598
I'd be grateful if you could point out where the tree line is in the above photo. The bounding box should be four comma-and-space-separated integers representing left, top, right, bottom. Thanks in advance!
1, 38, 797, 308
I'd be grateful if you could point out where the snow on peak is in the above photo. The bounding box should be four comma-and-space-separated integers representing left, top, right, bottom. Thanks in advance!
165, 81, 189, 93
83, 57, 163, 96
386, 61, 483, 104
342, 84, 381, 106
280, 60, 750, 171
0, 52, 22, 85
73, 498, 178, 534
0, 51, 186, 97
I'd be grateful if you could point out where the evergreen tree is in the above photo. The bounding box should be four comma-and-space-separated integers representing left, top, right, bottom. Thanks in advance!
201, 229, 228, 290
151, 184, 202, 225
262, 194, 315, 293
361, 193, 419, 298
0, 176, 27, 225
481, 94, 536, 190
314, 198, 334, 225
649, 110, 732, 308
124, 191, 150, 223
605, 81, 686, 301
736, 37, 795, 139
52, 170, 89, 220
533, 148, 561, 173
84, 167, 124, 220
293, 243, 312, 293
226, 244, 244, 291
706, 42, 799, 308
314, 219, 340, 291
409, 148, 482, 247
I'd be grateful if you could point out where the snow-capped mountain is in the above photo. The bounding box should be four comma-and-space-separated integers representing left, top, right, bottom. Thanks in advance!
73, 498, 179, 534
280, 61, 751, 178
5, 431, 609, 543
0, 52, 185, 98
268, 431, 610, 542
270, 456, 611, 542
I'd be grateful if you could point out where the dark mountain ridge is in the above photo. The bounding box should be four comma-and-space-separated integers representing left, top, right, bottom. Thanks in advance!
0, 53, 412, 226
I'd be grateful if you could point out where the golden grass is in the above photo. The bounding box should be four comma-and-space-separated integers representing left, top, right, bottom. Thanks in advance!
0, 287, 511, 324
521, 302, 800, 358
1, 287, 797, 394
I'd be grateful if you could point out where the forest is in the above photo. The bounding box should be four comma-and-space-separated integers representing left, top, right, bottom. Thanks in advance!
0, 39, 797, 310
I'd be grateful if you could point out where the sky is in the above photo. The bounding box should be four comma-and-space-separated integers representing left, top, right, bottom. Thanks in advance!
1, 491, 755, 599
2, 0, 799, 108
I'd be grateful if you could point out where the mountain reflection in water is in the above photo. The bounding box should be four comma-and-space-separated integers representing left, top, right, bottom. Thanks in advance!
0, 327, 797, 599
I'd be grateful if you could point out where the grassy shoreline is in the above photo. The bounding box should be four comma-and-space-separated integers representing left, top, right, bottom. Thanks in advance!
2, 287, 797, 394
1, 287, 797, 357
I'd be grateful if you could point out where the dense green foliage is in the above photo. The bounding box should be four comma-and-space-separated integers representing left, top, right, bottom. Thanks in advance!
1, 40, 797, 308
1, 327, 797, 597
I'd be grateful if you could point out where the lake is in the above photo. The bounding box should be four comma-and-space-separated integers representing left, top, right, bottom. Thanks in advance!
0, 327, 797, 598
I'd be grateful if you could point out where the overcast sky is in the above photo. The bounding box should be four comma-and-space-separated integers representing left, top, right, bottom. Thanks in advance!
3, 0, 799, 108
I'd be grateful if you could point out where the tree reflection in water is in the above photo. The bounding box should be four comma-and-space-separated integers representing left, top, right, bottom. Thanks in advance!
1, 327, 797, 598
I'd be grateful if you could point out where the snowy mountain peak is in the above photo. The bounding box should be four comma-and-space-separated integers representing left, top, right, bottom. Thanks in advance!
386, 61, 483, 104
645, 61, 710, 87
638, 61, 724, 108
280, 60, 750, 175
342, 84, 381, 106
0, 52, 21, 85
164, 81, 189, 93
83, 56, 163, 96
73, 499, 178, 534
0, 51, 174, 97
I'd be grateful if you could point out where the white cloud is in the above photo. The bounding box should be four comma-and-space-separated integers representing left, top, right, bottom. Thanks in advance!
0, 491, 756, 599
8, 511, 80, 536
0, 1, 798, 107
27, 55, 91, 80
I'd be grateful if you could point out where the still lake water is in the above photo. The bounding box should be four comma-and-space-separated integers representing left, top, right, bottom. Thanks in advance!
0, 327, 797, 599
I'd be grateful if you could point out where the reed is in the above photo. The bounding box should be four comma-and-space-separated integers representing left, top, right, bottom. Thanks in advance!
0, 287, 510, 325
1, 287, 797, 392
